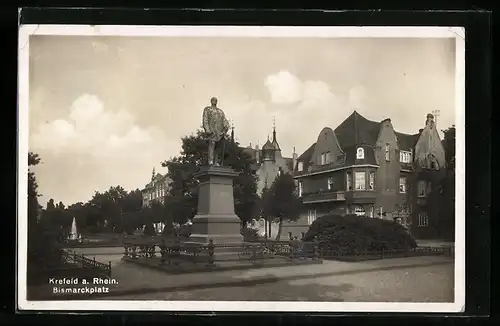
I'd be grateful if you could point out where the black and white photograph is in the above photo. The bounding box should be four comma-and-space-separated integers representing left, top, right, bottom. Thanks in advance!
17, 25, 465, 312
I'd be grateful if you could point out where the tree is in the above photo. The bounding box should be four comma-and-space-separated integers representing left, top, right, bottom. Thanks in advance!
442, 125, 456, 172
28, 152, 42, 254
262, 173, 302, 240
162, 129, 259, 225
88, 186, 128, 232
440, 125, 456, 240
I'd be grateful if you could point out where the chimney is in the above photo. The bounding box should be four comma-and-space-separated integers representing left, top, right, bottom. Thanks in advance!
255, 144, 260, 163
292, 146, 297, 170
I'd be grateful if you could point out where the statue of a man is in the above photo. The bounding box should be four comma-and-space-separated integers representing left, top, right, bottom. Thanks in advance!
202, 97, 230, 166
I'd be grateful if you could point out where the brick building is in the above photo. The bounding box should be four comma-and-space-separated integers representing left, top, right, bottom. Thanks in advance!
281, 110, 447, 240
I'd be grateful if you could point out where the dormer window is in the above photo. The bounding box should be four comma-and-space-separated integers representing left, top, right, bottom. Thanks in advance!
317, 151, 332, 165
297, 161, 304, 172
385, 144, 390, 161
356, 147, 365, 160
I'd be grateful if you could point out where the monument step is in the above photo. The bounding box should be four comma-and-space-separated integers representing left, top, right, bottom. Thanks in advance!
177, 251, 291, 263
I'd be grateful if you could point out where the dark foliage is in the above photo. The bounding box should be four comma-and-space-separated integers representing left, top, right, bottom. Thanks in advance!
303, 214, 417, 253
162, 129, 259, 224
241, 227, 260, 242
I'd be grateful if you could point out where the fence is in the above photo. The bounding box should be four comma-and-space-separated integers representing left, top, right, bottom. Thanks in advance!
63, 250, 112, 277
317, 245, 454, 261
123, 238, 453, 266
123, 239, 320, 267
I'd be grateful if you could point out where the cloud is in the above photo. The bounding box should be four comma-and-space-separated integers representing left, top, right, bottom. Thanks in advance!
348, 84, 367, 109
30, 94, 179, 205
264, 70, 303, 104
260, 71, 351, 155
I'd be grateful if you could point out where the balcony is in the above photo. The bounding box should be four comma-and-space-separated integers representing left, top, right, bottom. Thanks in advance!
344, 190, 377, 204
302, 190, 346, 204
294, 156, 347, 178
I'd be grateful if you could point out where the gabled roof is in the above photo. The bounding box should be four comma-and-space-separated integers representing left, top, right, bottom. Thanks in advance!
295, 110, 421, 171
295, 142, 316, 171
333, 111, 419, 151
334, 111, 381, 148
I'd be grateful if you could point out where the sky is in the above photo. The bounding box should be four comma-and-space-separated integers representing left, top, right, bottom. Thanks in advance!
27, 35, 456, 207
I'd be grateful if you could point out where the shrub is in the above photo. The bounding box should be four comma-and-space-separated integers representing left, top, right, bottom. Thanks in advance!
303, 214, 417, 253
177, 224, 192, 238
241, 227, 259, 241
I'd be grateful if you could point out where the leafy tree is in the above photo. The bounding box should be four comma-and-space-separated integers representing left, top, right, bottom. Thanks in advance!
88, 186, 128, 232
442, 125, 456, 172
439, 125, 456, 240
162, 129, 259, 225
46, 198, 55, 210
262, 173, 302, 240
28, 152, 42, 254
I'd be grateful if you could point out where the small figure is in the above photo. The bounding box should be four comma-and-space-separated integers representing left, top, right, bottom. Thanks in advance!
202, 97, 230, 166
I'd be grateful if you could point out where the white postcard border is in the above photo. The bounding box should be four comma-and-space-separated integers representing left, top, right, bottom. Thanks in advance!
17, 25, 466, 313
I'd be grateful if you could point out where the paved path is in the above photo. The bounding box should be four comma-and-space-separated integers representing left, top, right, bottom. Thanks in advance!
416, 240, 454, 247
30, 248, 454, 302
105, 263, 453, 302
100, 255, 454, 302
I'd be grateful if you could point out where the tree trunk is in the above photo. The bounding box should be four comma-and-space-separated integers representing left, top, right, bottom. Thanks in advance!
276, 217, 283, 241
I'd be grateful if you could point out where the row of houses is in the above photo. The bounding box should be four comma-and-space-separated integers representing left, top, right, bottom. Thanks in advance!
142, 110, 449, 240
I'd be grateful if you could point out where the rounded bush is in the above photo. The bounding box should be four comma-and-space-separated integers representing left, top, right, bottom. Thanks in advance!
303, 214, 417, 253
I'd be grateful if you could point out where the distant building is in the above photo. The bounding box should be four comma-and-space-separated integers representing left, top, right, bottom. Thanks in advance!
141, 168, 172, 208
240, 123, 296, 196
282, 110, 447, 240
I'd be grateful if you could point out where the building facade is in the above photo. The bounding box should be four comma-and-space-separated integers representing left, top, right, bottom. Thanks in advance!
240, 125, 296, 196
282, 111, 447, 240
141, 168, 172, 208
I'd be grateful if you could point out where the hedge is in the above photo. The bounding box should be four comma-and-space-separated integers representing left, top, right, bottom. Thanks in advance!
302, 214, 417, 254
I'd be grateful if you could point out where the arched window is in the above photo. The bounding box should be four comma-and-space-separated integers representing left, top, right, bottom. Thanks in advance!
356, 147, 365, 159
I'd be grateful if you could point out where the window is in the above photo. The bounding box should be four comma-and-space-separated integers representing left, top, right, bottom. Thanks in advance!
298, 181, 303, 197
297, 161, 304, 172
369, 172, 375, 190
417, 180, 427, 197
417, 212, 429, 227
399, 150, 412, 164
327, 152, 333, 164
307, 209, 317, 225
354, 206, 366, 216
356, 147, 365, 159
385, 144, 390, 161
355, 172, 366, 190
318, 152, 332, 165
346, 172, 353, 191
327, 177, 334, 190
370, 206, 374, 218
399, 176, 407, 193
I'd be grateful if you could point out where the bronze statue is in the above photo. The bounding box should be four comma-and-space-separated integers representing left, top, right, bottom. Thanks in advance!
202, 97, 230, 166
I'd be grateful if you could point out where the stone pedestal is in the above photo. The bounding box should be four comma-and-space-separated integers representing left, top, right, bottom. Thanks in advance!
187, 165, 244, 245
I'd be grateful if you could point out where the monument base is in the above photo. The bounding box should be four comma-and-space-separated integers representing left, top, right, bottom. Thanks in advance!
189, 214, 244, 245
188, 165, 245, 246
